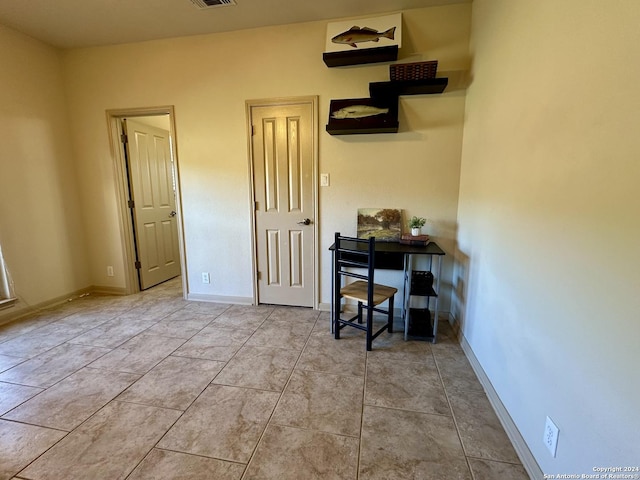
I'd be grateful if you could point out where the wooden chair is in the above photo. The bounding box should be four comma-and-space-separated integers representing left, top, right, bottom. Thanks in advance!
333, 232, 398, 351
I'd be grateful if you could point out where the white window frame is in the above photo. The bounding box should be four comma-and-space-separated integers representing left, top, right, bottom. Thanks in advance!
0, 244, 16, 310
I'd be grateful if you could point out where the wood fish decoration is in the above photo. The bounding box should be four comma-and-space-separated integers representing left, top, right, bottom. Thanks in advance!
331, 105, 390, 119
331, 26, 396, 49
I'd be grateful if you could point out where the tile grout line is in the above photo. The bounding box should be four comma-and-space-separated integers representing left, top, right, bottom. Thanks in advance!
2, 285, 527, 479
6, 293, 212, 480
12, 422, 74, 479
357, 348, 371, 480
121, 398, 190, 480
432, 343, 477, 479
122, 303, 244, 478
239, 309, 321, 480
155, 304, 280, 479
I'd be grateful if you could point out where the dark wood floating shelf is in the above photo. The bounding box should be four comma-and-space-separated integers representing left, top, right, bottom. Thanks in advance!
323, 45, 398, 67
325, 97, 399, 136
326, 124, 399, 135
369, 77, 449, 99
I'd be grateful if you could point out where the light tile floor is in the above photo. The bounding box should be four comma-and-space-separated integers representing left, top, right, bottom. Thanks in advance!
0, 278, 530, 480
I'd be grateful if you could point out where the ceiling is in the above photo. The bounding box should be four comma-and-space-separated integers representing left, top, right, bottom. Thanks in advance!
0, 0, 470, 49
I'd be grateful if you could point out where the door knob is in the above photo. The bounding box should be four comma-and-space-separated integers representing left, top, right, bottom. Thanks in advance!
169, 211, 177, 217
297, 218, 311, 226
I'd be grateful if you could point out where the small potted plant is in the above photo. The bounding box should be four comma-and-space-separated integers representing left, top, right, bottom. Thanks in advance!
408, 216, 426, 236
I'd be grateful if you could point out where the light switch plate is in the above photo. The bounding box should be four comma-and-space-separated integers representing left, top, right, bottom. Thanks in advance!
320, 173, 330, 187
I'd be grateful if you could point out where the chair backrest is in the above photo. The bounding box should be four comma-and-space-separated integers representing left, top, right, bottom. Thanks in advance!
334, 232, 376, 304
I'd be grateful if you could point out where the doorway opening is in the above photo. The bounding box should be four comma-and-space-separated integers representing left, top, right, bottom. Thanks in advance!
106, 106, 187, 297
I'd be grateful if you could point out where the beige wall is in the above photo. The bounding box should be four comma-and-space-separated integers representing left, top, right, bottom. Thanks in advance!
61, 5, 471, 309
0, 25, 88, 321
459, 0, 640, 474
3, 1, 639, 471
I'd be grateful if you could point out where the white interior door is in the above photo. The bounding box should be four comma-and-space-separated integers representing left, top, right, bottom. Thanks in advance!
124, 118, 181, 289
250, 100, 316, 307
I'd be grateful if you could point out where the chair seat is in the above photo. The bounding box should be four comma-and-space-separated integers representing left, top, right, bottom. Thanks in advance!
340, 280, 398, 306
333, 233, 397, 351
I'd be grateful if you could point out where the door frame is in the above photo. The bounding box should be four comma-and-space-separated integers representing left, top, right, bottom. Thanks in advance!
106, 106, 187, 297
245, 96, 319, 309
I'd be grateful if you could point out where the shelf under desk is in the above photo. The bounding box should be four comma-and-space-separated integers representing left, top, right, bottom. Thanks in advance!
329, 240, 445, 343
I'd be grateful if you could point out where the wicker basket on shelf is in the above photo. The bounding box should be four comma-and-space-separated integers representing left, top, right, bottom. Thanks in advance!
390, 60, 438, 81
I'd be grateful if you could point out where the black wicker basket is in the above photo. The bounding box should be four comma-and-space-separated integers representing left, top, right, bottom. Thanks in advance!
390, 60, 438, 81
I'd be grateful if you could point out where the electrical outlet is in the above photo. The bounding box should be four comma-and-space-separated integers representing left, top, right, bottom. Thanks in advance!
544, 416, 559, 457
107, 266, 114, 277
202, 272, 210, 284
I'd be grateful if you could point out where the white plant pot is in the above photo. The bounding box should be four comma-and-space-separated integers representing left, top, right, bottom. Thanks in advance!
411, 227, 421, 236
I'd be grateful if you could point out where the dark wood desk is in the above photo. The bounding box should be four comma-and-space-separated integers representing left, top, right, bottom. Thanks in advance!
329, 240, 445, 343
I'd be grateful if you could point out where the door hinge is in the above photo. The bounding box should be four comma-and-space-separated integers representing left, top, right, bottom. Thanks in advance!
128, 200, 135, 209
257, 271, 262, 280
135, 261, 141, 269
251, 125, 255, 136
255, 201, 259, 211
121, 133, 128, 144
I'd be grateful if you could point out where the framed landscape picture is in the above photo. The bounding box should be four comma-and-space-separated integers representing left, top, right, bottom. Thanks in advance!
357, 208, 402, 242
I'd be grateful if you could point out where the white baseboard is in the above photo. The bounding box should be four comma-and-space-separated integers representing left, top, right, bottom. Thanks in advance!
0, 286, 94, 326
318, 302, 331, 312
90, 285, 127, 296
187, 293, 253, 305
460, 335, 543, 480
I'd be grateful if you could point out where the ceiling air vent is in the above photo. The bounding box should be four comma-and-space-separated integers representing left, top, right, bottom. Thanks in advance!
190, 0, 236, 8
